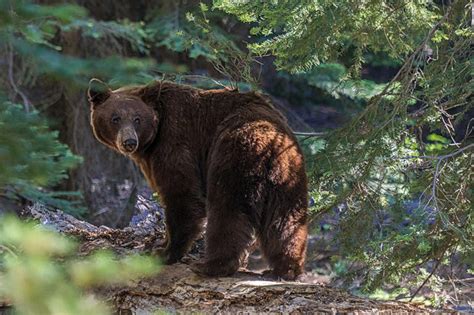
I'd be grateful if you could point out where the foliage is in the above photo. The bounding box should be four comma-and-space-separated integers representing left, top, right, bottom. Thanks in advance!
0, 216, 160, 315
218, 0, 473, 292
311, 1, 473, 290
0, 101, 79, 187
299, 63, 386, 101
278, 63, 387, 106
0, 97, 84, 214
0, 0, 471, 303
0, 0, 159, 213
214, 1, 400, 109
0, 3, 165, 313
214, 0, 440, 73
0, 5, 155, 86
61, 19, 151, 54
148, 2, 257, 86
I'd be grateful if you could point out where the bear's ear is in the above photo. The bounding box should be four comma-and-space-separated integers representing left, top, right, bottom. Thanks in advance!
88, 78, 111, 107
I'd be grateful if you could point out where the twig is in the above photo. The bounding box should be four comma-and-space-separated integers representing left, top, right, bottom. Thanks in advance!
401, 143, 473, 161
451, 277, 474, 283
402, 143, 473, 212
361, 3, 455, 134
448, 275, 459, 303
7, 41, 32, 112
0, 244, 18, 258
431, 156, 443, 211
409, 251, 445, 301
293, 131, 328, 137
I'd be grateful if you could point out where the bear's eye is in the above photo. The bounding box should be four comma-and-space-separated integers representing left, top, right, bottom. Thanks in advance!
134, 117, 140, 125
111, 116, 121, 124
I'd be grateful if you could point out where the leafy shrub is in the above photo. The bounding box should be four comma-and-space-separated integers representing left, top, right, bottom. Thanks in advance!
0, 216, 160, 315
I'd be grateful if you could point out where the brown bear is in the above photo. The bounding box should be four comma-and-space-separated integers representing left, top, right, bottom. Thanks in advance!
87, 79, 308, 280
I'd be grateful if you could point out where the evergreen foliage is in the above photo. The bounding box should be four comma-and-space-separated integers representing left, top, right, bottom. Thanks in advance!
0, 101, 79, 187
215, 0, 473, 292
295, 63, 386, 101
0, 99, 83, 214
1, 4, 164, 313
0, 0, 252, 214
0, 0, 471, 302
214, 0, 440, 73
148, 2, 257, 86
0, 0, 157, 213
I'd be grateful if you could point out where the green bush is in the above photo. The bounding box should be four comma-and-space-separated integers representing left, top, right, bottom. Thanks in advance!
0, 216, 160, 315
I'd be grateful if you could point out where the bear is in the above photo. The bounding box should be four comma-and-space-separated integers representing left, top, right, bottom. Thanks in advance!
87, 79, 308, 280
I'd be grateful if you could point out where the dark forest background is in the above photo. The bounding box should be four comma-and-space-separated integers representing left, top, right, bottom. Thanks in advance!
0, 0, 472, 311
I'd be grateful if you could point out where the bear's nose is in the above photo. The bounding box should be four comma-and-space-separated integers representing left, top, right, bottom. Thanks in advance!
122, 139, 138, 152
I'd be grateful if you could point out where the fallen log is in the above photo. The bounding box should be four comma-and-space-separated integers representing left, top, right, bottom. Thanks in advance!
19, 205, 445, 314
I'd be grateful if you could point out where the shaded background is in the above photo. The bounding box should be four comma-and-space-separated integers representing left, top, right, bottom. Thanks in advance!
0, 0, 395, 227
0, 0, 471, 309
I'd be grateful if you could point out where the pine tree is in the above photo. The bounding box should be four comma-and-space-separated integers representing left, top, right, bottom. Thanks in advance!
215, 0, 473, 290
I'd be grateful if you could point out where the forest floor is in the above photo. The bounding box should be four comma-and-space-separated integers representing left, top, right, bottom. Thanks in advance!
6, 204, 462, 314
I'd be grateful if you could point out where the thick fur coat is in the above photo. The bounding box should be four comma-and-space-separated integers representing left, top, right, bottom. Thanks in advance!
88, 80, 308, 279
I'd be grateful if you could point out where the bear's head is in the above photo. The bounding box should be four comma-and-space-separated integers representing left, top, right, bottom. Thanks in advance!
87, 79, 159, 156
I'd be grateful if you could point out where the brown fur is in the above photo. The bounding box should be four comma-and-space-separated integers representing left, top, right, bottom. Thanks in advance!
88, 80, 308, 280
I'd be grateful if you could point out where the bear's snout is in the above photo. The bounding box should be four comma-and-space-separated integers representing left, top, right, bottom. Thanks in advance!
116, 125, 139, 154
122, 138, 138, 152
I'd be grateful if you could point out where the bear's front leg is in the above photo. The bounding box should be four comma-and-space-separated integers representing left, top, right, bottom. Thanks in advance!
158, 192, 206, 264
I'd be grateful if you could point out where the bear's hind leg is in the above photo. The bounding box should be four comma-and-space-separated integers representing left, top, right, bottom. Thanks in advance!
193, 209, 255, 277
260, 213, 308, 280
